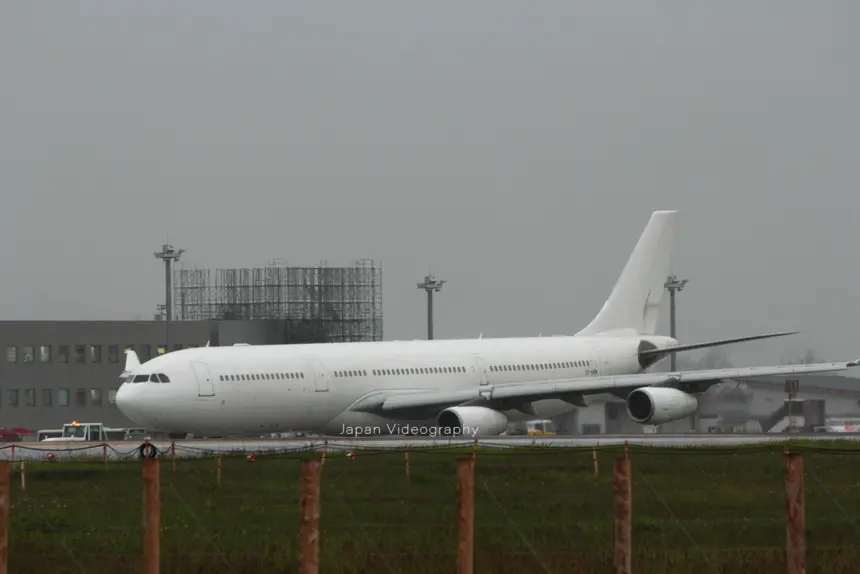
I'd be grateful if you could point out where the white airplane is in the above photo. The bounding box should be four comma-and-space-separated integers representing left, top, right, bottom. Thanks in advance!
115, 210, 859, 437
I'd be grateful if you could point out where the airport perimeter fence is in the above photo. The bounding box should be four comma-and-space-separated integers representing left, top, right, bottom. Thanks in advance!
0, 440, 859, 573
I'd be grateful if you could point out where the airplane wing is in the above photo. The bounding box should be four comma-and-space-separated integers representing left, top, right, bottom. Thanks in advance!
372, 359, 860, 413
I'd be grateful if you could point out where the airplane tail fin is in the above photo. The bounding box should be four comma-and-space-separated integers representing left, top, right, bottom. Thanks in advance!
118, 348, 141, 382
124, 349, 140, 370
577, 210, 679, 336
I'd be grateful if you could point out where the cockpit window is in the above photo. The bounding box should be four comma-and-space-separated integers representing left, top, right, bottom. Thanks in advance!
132, 374, 149, 383
158, 374, 170, 383
150, 374, 159, 382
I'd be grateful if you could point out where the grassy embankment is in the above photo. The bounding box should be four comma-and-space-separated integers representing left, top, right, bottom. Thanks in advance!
7, 441, 860, 573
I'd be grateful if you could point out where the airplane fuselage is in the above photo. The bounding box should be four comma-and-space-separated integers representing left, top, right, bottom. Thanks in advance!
116, 334, 675, 437
116, 210, 857, 436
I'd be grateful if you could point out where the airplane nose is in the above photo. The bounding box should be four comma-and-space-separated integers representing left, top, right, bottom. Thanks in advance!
115, 384, 141, 423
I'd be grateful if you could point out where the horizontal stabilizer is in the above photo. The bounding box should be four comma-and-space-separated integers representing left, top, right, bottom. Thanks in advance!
639, 331, 798, 357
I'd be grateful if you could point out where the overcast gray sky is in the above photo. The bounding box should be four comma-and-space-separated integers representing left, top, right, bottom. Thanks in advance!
2, 1, 858, 368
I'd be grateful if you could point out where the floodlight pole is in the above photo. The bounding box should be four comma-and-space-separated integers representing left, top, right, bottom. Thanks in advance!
417, 274, 446, 340
154, 244, 185, 351
664, 275, 689, 371
665, 274, 691, 432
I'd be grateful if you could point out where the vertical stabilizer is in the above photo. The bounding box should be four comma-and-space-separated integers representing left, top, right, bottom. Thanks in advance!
576, 210, 679, 336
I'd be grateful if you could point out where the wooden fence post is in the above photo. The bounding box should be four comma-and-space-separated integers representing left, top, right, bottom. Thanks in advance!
613, 457, 632, 574
216, 455, 222, 486
785, 452, 805, 574
0, 460, 9, 574
405, 451, 411, 481
171, 441, 176, 472
298, 459, 322, 574
142, 458, 161, 574
457, 458, 476, 574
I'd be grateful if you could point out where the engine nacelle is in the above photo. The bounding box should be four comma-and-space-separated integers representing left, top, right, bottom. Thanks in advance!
626, 387, 698, 425
437, 406, 509, 437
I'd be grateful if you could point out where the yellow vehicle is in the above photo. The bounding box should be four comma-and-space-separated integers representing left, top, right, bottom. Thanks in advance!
526, 420, 555, 435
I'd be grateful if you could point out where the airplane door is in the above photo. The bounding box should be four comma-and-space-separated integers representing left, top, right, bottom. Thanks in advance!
191, 361, 215, 397
307, 358, 328, 392
591, 344, 608, 377
474, 356, 490, 386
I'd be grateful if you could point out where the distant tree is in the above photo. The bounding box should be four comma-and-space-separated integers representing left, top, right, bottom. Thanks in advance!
698, 348, 734, 370
781, 348, 820, 365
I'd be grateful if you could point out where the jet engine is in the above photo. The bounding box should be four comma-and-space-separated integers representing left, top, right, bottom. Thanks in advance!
626, 387, 698, 425
437, 406, 509, 437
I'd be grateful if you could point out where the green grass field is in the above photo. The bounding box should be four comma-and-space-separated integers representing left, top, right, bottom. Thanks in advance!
7, 442, 860, 573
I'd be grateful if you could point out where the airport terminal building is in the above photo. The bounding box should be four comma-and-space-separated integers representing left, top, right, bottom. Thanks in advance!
0, 259, 385, 434
0, 319, 290, 431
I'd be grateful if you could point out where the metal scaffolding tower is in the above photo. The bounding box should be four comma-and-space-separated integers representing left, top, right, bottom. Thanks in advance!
173, 259, 383, 343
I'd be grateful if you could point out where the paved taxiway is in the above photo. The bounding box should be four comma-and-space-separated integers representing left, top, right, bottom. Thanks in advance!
2, 433, 860, 461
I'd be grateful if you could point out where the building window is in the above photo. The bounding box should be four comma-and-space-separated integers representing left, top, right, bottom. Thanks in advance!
58, 345, 69, 363
139, 344, 151, 362
7, 390, 18, 407
89, 345, 102, 363
74, 345, 85, 363
75, 389, 86, 407
5, 346, 16, 363
25, 389, 36, 407
57, 388, 69, 406
38, 345, 51, 363
22, 346, 34, 363
108, 389, 118, 405
90, 388, 102, 406
42, 389, 53, 407
107, 345, 119, 363
157, 345, 166, 356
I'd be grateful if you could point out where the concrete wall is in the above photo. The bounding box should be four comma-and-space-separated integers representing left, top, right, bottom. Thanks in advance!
0, 320, 285, 431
